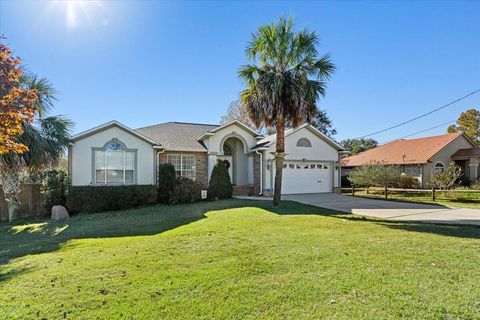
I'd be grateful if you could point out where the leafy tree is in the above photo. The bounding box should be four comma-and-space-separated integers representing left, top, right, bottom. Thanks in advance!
340, 138, 378, 156
208, 160, 233, 200
430, 162, 463, 189
0, 40, 38, 154
348, 163, 401, 188
0, 50, 72, 219
447, 109, 480, 143
310, 108, 337, 137
239, 17, 335, 206
157, 163, 177, 204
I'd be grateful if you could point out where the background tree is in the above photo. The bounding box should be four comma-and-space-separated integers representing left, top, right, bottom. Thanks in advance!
0, 40, 38, 154
310, 108, 337, 137
447, 109, 480, 143
239, 17, 335, 206
340, 138, 378, 156
429, 162, 463, 190
220, 99, 265, 133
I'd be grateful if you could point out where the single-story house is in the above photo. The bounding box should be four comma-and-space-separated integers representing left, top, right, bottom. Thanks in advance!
341, 132, 479, 188
68, 120, 344, 195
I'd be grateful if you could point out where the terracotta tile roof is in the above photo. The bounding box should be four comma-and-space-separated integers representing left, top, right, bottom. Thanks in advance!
341, 132, 465, 167
451, 148, 480, 158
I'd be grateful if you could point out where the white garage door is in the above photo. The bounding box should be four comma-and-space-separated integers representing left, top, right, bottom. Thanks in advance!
281, 162, 332, 194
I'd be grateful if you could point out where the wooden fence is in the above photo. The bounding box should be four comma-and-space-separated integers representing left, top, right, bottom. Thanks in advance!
342, 186, 480, 202
0, 184, 47, 222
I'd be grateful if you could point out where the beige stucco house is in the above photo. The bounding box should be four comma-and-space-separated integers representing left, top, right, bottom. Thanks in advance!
341, 132, 479, 188
69, 120, 344, 195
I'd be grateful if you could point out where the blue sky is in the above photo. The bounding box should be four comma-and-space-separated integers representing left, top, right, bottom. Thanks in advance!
1, 0, 479, 143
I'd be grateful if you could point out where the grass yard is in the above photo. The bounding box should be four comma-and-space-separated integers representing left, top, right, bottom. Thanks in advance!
1, 199, 480, 319
344, 188, 480, 209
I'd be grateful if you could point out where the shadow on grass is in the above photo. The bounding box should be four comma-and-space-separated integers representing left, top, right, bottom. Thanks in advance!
1, 198, 479, 282
0, 199, 335, 273
335, 214, 480, 240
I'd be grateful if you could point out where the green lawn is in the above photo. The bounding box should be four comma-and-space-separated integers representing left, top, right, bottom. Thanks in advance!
343, 188, 480, 209
1, 199, 480, 319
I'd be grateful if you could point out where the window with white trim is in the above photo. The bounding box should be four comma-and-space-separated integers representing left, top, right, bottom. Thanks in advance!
94, 139, 135, 184
167, 154, 196, 180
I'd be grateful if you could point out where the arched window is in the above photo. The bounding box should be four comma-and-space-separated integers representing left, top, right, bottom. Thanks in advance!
296, 138, 312, 147
93, 138, 136, 184
105, 139, 126, 151
223, 144, 233, 156
434, 162, 445, 174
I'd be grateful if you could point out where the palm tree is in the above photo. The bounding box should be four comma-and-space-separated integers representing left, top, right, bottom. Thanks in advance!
0, 73, 72, 220
239, 17, 335, 206
9, 73, 72, 169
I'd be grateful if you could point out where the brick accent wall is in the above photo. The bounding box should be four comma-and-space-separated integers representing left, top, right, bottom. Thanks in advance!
253, 153, 261, 195
158, 151, 209, 188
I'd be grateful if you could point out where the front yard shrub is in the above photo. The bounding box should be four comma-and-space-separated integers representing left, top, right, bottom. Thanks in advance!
398, 174, 420, 189
348, 163, 401, 188
157, 163, 177, 204
66, 185, 157, 213
208, 160, 232, 200
429, 162, 463, 189
170, 178, 202, 204
42, 169, 69, 212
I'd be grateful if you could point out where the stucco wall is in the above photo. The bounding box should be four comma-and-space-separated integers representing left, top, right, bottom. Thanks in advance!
202, 123, 258, 154
264, 127, 340, 191
422, 135, 474, 187
202, 123, 258, 186
70, 126, 155, 186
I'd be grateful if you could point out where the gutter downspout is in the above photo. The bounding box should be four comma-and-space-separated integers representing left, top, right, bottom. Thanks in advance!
255, 150, 263, 196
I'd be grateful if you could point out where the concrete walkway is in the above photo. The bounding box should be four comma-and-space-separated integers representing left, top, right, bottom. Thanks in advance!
237, 193, 480, 226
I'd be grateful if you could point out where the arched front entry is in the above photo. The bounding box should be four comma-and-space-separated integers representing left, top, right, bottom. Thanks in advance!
218, 136, 249, 185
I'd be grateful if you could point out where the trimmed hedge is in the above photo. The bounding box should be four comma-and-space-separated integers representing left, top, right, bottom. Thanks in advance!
66, 185, 157, 213
169, 178, 202, 204
157, 163, 177, 204
208, 160, 232, 200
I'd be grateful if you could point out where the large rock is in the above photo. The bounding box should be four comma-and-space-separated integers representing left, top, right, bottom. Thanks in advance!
51, 205, 69, 221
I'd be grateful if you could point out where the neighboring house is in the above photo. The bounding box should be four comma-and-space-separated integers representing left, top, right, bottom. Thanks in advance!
69, 120, 344, 195
341, 132, 479, 188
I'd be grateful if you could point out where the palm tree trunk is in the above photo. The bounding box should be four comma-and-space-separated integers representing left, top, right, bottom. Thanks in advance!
273, 115, 286, 207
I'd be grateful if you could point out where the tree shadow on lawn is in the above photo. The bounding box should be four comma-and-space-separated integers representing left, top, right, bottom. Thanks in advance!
0, 199, 332, 271
1, 198, 479, 282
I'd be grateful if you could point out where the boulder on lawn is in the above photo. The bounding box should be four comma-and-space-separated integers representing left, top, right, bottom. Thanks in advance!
51, 205, 70, 221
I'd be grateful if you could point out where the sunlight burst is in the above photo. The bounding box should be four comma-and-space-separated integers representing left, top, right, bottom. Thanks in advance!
51, 0, 104, 30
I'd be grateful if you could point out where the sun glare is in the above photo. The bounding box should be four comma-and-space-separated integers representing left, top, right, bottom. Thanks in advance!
66, 1, 77, 28
49, 0, 105, 30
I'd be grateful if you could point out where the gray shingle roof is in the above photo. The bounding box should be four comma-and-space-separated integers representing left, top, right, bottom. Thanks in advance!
135, 122, 219, 152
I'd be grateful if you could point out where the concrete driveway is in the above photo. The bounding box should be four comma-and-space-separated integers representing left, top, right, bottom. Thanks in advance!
240, 193, 480, 225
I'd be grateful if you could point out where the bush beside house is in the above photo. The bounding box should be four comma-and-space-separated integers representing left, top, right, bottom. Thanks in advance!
66, 185, 157, 213
157, 163, 177, 204
42, 169, 69, 212
348, 164, 420, 189
170, 178, 203, 204
208, 161, 233, 200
